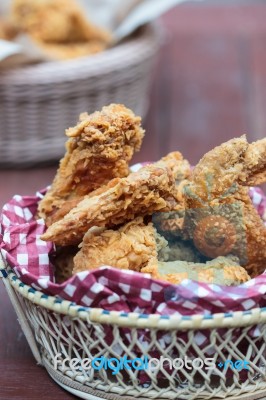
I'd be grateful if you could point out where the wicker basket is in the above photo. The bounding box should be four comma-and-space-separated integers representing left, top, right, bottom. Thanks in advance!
0, 23, 160, 166
1, 253, 266, 400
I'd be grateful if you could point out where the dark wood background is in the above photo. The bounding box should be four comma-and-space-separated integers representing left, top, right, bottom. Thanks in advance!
1, 2, 266, 399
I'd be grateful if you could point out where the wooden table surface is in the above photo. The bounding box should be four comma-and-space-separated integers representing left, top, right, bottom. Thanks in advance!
1, 2, 266, 399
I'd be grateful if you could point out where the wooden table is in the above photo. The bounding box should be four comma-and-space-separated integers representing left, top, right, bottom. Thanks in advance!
1, 2, 266, 399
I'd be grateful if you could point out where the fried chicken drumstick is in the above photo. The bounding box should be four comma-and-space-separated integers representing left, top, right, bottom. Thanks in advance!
38, 104, 145, 226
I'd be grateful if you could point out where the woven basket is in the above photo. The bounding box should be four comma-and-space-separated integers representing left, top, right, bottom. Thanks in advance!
0, 23, 160, 166
1, 254, 266, 400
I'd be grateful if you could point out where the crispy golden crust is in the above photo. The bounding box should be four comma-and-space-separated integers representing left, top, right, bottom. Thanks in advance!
222, 187, 266, 277
142, 256, 250, 286
12, 0, 112, 45
186, 135, 266, 206
73, 217, 167, 274
239, 138, 266, 186
38, 104, 145, 226
41, 154, 188, 246
158, 152, 191, 183
183, 136, 266, 277
185, 136, 249, 206
39, 109, 266, 284
73, 214, 250, 285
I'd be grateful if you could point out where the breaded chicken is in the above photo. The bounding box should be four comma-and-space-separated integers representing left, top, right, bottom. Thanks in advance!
142, 256, 250, 286
12, 0, 111, 45
73, 216, 250, 286
41, 153, 190, 246
183, 135, 266, 277
73, 217, 168, 274
38, 104, 145, 226
158, 239, 201, 263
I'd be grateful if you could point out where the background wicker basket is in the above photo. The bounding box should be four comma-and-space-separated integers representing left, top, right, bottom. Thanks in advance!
0, 23, 160, 166
2, 253, 266, 400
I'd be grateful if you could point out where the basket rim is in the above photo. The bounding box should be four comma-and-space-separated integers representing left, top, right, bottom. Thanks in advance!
1, 257, 266, 331
0, 23, 161, 85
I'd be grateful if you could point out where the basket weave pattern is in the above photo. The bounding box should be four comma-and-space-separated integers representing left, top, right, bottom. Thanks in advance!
0, 24, 160, 165
24, 300, 266, 399
2, 259, 266, 400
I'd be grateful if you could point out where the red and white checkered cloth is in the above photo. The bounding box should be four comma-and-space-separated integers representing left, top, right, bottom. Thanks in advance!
1, 183, 266, 316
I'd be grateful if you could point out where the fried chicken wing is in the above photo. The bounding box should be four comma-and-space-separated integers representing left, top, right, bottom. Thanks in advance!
38, 104, 145, 226
41, 153, 190, 246
183, 135, 266, 277
73, 217, 168, 274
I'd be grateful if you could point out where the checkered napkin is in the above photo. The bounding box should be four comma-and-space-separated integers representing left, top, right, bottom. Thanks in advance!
1, 186, 266, 316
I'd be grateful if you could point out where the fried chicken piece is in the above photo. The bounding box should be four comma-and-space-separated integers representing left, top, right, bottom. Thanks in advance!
152, 209, 188, 241
158, 152, 191, 184
151, 156, 191, 237
158, 239, 201, 263
73, 217, 168, 274
12, 0, 112, 45
73, 214, 249, 287
38, 104, 145, 226
41, 153, 190, 246
142, 256, 250, 286
238, 138, 266, 186
183, 135, 266, 277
